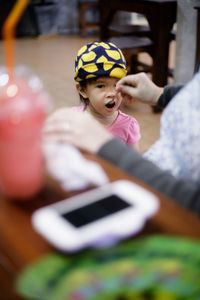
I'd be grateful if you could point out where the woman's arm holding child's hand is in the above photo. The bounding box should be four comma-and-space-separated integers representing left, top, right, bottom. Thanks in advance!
116, 72, 163, 106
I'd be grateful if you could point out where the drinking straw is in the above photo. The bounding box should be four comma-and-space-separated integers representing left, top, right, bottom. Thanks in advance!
3, 0, 28, 74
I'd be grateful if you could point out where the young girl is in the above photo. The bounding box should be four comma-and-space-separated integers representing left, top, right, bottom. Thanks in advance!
73, 41, 141, 149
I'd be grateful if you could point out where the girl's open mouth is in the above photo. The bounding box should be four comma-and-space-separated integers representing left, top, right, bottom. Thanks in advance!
105, 100, 115, 108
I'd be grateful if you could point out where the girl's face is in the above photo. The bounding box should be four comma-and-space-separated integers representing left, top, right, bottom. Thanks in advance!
78, 77, 123, 117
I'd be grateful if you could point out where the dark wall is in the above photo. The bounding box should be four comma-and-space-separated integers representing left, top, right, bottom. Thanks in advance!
0, 0, 16, 38
0, 0, 39, 39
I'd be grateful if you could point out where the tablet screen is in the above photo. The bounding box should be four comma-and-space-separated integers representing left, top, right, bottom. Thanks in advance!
61, 195, 131, 228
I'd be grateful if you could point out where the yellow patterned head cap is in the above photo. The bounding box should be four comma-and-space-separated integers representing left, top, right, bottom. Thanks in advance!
74, 42, 127, 82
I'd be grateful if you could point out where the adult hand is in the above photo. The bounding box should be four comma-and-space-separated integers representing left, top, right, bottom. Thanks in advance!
43, 108, 113, 153
116, 72, 163, 106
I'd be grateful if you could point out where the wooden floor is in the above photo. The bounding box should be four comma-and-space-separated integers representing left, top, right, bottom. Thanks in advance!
0, 34, 169, 153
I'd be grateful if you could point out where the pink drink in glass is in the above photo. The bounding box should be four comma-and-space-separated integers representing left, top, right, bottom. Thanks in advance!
0, 67, 50, 199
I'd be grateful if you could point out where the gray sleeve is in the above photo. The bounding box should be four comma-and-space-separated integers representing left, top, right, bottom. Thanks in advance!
157, 85, 183, 109
98, 139, 200, 214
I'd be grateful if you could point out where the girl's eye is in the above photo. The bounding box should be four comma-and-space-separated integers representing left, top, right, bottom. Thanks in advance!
96, 84, 104, 88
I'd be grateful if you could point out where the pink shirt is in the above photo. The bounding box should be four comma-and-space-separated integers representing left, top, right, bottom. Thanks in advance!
71, 106, 141, 145
107, 110, 141, 145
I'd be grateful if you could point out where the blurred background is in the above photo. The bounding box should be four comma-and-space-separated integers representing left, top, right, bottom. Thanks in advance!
0, 0, 199, 152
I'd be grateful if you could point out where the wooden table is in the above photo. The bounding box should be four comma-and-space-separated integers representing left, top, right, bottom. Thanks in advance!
1, 153, 200, 299
99, 0, 177, 86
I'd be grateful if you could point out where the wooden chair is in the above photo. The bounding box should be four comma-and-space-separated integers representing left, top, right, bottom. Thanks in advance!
109, 35, 154, 75
78, 0, 99, 36
107, 21, 175, 77
109, 24, 151, 38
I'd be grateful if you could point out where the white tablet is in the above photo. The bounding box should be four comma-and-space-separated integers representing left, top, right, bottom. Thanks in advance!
32, 180, 159, 252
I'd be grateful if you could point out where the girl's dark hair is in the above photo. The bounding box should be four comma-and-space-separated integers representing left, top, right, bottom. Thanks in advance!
78, 78, 97, 109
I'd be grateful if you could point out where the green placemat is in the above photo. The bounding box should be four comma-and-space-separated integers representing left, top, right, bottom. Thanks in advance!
16, 235, 200, 300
